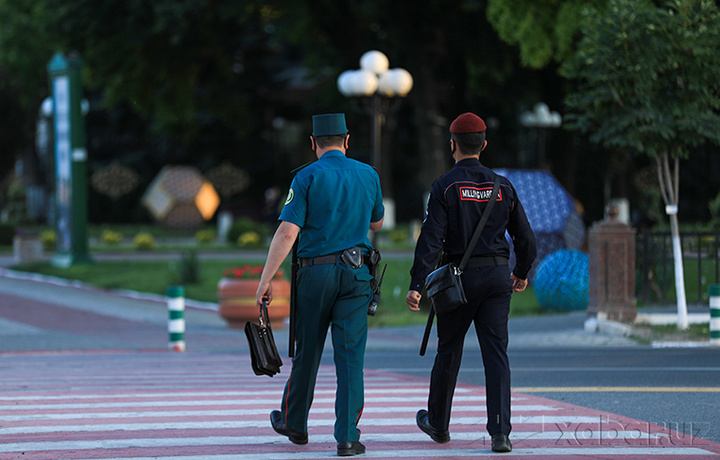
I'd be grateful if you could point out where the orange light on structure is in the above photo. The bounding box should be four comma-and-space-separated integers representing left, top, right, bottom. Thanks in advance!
142, 166, 220, 230
195, 182, 221, 220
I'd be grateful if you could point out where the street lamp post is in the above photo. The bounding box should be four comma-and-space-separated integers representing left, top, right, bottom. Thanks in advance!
521, 102, 562, 169
337, 50, 413, 229
46, 51, 93, 267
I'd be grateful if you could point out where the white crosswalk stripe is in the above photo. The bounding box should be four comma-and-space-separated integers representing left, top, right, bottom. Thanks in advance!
0, 352, 718, 459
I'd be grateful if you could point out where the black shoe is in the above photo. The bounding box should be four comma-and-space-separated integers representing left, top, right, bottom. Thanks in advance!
491, 433, 512, 452
416, 410, 450, 443
270, 410, 308, 445
337, 441, 365, 456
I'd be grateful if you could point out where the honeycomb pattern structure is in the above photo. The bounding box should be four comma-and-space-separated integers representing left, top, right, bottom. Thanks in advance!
142, 166, 220, 230
534, 249, 589, 311
494, 169, 586, 283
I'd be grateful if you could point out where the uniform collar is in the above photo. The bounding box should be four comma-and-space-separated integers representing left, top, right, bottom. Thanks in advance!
454, 157, 481, 167
319, 149, 345, 160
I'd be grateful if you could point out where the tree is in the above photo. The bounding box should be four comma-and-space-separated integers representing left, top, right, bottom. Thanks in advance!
39, 0, 284, 137
0, 0, 55, 188
287, 0, 535, 198
0, 0, 567, 225
486, 0, 606, 69
0, 0, 303, 222
562, 0, 720, 328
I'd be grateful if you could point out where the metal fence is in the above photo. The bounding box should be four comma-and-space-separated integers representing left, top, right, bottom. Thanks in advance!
637, 231, 720, 306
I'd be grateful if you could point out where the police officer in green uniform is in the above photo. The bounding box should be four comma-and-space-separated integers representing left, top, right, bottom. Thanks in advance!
256, 113, 384, 457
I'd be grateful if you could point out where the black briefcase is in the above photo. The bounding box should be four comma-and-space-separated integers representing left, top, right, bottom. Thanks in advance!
244, 299, 283, 377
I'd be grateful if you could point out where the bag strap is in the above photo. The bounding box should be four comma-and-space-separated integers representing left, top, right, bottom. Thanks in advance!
419, 175, 500, 356
458, 175, 501, 271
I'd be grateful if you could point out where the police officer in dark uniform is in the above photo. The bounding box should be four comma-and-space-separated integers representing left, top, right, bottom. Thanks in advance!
256, 113, 384, 457
406, 112, 536, 453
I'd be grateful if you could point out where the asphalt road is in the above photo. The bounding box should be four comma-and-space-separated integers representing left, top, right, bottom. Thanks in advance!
2, 267, 719, 452
354, 346, 720, 445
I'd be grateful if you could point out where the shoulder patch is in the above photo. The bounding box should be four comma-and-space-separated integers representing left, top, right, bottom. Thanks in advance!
284, 188, 294, 205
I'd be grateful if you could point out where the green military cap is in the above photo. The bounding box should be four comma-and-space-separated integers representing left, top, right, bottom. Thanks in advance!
312, 113, 348, 136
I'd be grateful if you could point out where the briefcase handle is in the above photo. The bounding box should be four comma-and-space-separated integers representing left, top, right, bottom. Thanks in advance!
259, 298, 271, 329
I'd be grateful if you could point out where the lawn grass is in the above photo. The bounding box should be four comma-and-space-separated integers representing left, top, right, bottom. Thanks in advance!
10, 255, 544, 328
637, 257, 720, 305
630, 322, 711, 344
11, 259, 255, 303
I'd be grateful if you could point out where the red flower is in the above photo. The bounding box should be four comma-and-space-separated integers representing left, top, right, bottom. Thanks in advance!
223, 264, 285, 280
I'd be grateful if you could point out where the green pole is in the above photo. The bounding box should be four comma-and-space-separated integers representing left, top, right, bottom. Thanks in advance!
47, 52, 92, 267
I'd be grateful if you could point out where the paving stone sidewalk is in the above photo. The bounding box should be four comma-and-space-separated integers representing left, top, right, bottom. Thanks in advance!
0, 267, 638, 353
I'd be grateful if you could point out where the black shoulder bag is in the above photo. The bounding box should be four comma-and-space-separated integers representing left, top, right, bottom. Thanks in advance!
420, 175, 500, 355
244, 298, 283, 377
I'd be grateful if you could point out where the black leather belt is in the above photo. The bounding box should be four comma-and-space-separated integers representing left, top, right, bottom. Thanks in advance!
300, 254, 339, 268
300, 253, 370, 268
465, 256, 509, 268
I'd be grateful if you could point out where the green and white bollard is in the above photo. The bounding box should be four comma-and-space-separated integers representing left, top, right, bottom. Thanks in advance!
710, 285, 720, 346
167, 286, 186, 352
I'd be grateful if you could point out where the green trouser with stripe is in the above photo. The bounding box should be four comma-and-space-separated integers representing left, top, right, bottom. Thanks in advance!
279, 262, 373, 442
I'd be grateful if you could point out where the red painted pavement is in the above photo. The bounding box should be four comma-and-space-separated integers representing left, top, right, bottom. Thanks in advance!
0, 351, 718, 459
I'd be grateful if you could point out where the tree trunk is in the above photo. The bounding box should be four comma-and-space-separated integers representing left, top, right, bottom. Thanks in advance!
668, 212, 689, 329
656, 153, 688, 330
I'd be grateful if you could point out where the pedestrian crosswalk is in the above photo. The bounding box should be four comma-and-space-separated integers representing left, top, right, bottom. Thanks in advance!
0, 351, 718, 459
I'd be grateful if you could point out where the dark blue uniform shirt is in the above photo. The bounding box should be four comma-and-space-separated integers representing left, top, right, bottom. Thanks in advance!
409, 158, 536, 292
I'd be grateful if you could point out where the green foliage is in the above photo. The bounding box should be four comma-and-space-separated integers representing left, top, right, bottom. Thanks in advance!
195, 228, 217, 244
486, 0, 605, 69
0, 0, 52, 106
9, 255, 553, 327
0, 1, 54, 177
632, 165, 665, 225
5, 176, 29, 224
195, 229, 216, 244
132, 232, 155, 251
36, 0, 270, 136
632, 322, 710, 343
0, 0, 577, 229
388, 229, 409, 244
227, 217, 267, 245
562, 0, 720, 158
237, 231, 262, 248
0, 222, 16, 245
171, 250, 200, 285
710, 192, 720, 228
40, 230, 56, 251
101, 229, 123, 245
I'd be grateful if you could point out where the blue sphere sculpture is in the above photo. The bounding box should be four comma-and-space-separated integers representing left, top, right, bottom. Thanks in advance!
533, 249, 589, 311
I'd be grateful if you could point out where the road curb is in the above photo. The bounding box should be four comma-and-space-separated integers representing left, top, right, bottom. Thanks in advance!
0, 267, 218, 312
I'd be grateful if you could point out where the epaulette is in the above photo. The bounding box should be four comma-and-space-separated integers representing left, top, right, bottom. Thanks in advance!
291, 162, 312, 177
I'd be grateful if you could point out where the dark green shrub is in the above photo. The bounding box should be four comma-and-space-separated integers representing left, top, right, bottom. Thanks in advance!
195, 229, 216, 244
133, 232, 156, 250
40, 230, 57, 251
0, 223, 16, 245
227, 217, 268, 244
171, 249, 200, 284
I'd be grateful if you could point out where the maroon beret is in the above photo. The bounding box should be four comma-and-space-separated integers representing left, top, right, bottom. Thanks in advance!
449, 112, 487, 133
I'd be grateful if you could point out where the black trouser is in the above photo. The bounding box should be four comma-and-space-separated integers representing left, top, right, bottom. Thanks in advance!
428, 264, 513, 435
